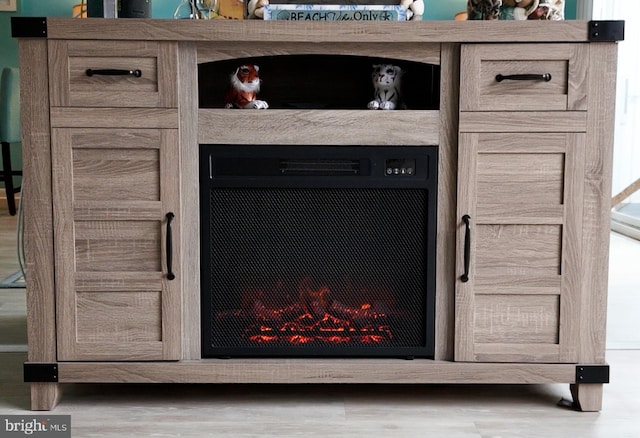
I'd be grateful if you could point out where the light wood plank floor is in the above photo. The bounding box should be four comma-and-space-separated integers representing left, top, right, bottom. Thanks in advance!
1, 350, 640, 437
2, 203, 640, 437
0, 202, 19, 281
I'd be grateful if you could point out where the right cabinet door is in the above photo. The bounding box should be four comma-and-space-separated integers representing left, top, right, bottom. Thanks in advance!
455, 44, 588, 363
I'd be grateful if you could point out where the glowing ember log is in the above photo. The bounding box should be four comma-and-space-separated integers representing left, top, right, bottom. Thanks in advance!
215, 277, 401, 346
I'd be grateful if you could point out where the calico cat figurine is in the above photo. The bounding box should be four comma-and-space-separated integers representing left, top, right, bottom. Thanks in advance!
223, 64, 269, 109
368, 64, 403, 110
467, 0, 502, 20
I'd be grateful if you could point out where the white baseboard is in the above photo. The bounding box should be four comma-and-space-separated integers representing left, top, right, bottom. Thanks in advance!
0, 345, 27, 353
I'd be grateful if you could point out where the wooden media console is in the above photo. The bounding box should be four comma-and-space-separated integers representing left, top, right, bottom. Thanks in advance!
11, 17, 623, 411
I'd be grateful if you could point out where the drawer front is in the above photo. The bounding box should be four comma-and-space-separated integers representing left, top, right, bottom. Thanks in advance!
460, 44, 588, 111
49, 40, 177, 108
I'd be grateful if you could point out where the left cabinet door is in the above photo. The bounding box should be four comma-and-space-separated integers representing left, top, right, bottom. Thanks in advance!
52, 128, 182, 361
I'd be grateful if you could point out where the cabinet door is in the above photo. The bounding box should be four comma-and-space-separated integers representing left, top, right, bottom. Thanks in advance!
52, 128, 181, 361
455, 132, 584, 363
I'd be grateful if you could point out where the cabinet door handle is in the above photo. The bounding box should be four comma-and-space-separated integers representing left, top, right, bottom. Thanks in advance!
461, 215, 471, 283
165, 212, 176, 281
85, 68, 142, 78
495, 73, 552, 82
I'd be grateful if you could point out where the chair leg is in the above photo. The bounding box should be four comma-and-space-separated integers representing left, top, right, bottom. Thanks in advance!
1, 141, 17, 216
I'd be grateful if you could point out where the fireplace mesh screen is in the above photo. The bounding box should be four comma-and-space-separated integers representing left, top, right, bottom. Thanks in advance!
205, 188, 428, 353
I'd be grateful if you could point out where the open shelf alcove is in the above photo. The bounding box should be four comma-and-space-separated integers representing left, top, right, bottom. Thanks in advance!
198, 54, 440, 110
196, 43, 443, 146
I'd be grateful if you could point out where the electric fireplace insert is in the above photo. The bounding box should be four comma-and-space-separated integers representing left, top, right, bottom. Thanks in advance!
200, 145, 437, 358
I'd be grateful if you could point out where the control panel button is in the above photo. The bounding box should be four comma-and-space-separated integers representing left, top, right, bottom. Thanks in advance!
385, 159, 417, 177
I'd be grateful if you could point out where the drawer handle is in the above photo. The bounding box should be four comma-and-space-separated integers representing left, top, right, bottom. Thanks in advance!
85, 68, 142, 78
165, 212, 176, 281
461, 215, 471, 283
495, 73, 552, 82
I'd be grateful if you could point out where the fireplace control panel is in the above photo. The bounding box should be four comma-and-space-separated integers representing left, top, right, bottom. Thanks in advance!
385, 159, 416, 176
205, 146, 434, 182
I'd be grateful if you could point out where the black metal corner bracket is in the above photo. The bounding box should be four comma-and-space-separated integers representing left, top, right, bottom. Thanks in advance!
24, 363, 59, 383
576, 365, 610, 384
11, 17, 48, 38
589, 20, 625, 42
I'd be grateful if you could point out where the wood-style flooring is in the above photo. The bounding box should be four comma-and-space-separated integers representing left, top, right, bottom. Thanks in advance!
2, 202, 640, 437
0, 349, 639, 437
0, 203, 19, 281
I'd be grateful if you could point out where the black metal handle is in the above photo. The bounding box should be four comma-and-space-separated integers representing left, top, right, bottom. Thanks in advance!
85, 68, 142, 78
495, 73, 552, 82
165, 212, 176, 281
461, 215, 471, 283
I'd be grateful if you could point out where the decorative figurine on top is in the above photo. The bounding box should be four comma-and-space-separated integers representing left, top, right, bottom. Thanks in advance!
501, 0, 539, 20
247, 0, 268, 18
467, 0, 563, 20
223, 64, 269, 110
367, 64, 404, 111
467, 0, 502, 20
527, 0, 564, 20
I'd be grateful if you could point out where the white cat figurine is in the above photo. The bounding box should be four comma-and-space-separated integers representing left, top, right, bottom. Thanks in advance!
368, 64, 403, 110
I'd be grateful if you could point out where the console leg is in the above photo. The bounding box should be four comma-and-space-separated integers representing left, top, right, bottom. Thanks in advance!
30, 383, 63, 411
570, 383, 603, 412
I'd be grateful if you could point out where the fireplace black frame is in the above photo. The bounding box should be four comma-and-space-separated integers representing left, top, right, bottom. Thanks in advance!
200, 145, 438, 359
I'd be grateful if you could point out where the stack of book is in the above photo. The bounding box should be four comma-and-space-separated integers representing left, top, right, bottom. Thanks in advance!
263, 0, 406, 21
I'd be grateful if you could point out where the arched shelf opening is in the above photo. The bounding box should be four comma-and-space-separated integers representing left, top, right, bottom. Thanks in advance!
198, 54, 440, 110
